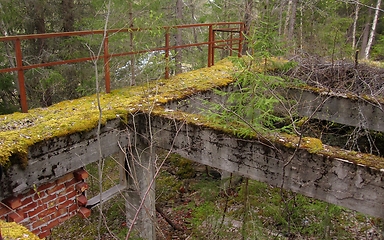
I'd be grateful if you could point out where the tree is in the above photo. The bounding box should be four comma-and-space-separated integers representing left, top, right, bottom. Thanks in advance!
364, 0, 382, 59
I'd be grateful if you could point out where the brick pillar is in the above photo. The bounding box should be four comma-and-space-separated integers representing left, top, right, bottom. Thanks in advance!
0, 168, 90, 239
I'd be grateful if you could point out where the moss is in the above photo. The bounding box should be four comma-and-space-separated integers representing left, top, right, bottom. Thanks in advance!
0, 220, 40, 240
169, 154, 195, 179
0, 59, 237, 167
301, 137, 324, 154
2, 57, 384, 171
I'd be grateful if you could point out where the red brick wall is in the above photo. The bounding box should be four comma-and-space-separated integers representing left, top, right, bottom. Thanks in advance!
0, 169, 91, 239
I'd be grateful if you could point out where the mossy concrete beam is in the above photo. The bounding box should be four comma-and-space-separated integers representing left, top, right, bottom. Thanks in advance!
0, 119, 130, 199
148, 113, 384, 219
288, 88, 384, 132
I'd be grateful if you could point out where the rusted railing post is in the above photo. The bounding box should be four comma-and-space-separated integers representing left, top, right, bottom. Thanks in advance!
103, 33, 111, 93
208, 25, 214, 67
15, 39, 28, 113
164, 28, 170, 79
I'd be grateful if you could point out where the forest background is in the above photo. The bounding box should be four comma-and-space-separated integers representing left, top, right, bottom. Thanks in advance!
0, 0, 383, 114
1, 1, 384, 239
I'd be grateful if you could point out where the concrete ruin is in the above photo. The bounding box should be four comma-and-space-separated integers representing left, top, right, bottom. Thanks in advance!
0, 60, 383, 239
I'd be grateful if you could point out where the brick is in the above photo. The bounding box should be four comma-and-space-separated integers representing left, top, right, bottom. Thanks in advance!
65, 185, 75, 194
33, 191, 46, 201
41, 194, 56, 204
68, 203, 78, 214
77, 195, 87, 206
38, 207, 56, 219
52, 207, 67, 219
41, 219, 60, 232
7, 211, 24, 223
65, 178, 78, 188
74, 169, 89, 180
78, 207, 91, 218
22, 201, 38, 214
32, 218, 47, 229
28, 205, 45, 218
57, 195, 67, 204
58, 214, 71, 223
0, 205, 10, 217
66, 189, 78, 200
58, 199, 73, 210
46, 183, 65, 195
32, 229, 41, 236
37, 182, 55, 192
56, 173, 74, 185
38, 230, 51, 239
76, 182, 89, 192
21, 196, 33, 206
3, 196, 22, 209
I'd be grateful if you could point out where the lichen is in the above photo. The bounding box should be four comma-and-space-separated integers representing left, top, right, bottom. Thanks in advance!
0, 220, 40, 240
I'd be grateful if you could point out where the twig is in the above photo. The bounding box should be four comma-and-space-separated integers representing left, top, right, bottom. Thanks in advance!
156, 204, 183, 231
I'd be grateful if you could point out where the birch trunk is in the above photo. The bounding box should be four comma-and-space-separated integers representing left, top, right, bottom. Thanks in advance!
364, 0, 382, 59
175, 0, 183, 74
352, 1, 360, 49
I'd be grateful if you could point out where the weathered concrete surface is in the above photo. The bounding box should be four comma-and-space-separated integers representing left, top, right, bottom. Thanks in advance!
149, 114, 384, 219
167, 86, 384, 133
287, 88, 384, 132
0, 119, 130, 198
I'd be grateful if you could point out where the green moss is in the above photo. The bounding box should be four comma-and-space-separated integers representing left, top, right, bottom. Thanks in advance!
0, 220, 40, 240
302, 137, 324, 154
2, 57, 384, 172
0, 59, 237, 167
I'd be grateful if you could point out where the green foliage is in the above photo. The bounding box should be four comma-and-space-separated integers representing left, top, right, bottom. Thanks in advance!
372, 35, 384, 60
0, 73, 19, 114
203, 58, 296, 136
168, 154, 196, 179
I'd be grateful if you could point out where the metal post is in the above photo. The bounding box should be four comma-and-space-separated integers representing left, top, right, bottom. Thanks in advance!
208, 25, 214, 67
15, 39, 28, 113
103, 33, 111, 93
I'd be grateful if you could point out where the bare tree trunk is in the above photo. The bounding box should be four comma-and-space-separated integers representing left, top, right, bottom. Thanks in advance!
352, 1, 360, 49
284, 0, 298, 42
175, 0, 183, 74
62, 0, 75, 32
242, 0, 253, 55
129, 0, 135, 85
364, 0, 381, 59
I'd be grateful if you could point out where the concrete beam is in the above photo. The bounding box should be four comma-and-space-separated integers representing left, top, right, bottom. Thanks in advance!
0, 119, 130, 198
289, 88, 384, 132
150, 114, 384, 219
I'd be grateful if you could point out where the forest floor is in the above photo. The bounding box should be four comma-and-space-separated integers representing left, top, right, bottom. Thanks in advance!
50, 154, 384, 240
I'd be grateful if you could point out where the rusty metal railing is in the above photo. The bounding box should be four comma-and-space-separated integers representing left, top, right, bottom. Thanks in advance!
0, 22, 244, 113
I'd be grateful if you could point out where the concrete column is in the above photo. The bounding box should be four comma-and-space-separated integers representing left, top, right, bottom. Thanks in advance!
123, 133, 156, 240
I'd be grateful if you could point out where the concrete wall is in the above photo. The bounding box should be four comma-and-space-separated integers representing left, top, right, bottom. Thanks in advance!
149, 114, 384, 219
288, 88, 384, 132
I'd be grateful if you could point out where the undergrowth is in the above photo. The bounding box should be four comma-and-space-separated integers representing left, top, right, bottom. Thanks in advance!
50, 154, 384, 239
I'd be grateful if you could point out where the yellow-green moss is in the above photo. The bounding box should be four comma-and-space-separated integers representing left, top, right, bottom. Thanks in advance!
0, 220, 40, 240
1, 57, 384, 172
301, 137, 324, 153
0, 59, 237, 167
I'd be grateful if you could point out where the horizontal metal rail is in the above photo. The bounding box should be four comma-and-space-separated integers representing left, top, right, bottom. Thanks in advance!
0, 22, 244, 113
